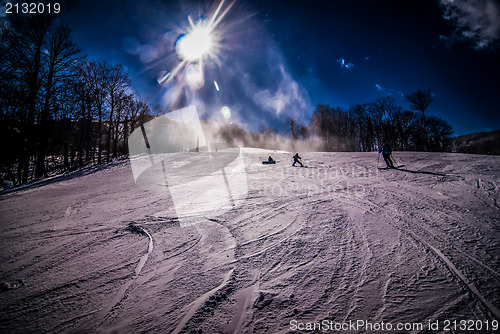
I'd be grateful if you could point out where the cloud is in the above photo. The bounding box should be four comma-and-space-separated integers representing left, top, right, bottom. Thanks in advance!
337, 57, 355, 70
219, 46, 313, 130
200, 13, 314, 130
440, 0, 500, 49
375, 84, 404, 97
252, 64, 311, 121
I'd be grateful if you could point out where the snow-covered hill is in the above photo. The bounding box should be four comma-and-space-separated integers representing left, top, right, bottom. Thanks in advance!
1, 149, 499, 333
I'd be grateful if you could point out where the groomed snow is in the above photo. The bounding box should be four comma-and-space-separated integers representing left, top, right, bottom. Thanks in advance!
0, 149, 499, 333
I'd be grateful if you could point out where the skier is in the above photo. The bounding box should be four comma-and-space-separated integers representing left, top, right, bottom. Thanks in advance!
380, 140, 394, 168
292, 153, 304, 167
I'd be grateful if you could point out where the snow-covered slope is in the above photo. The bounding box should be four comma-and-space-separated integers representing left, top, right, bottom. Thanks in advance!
1, 149, 499, 333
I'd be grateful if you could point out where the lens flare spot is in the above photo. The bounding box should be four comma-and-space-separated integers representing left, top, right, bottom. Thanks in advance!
214, 80, 220, 91
221, 106, 231, 119
157, 71, 171, 85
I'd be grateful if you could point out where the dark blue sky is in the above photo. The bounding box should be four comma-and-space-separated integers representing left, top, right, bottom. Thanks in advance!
59, 0, 500, 136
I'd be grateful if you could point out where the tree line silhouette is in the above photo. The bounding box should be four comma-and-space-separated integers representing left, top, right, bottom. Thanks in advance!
304, 90, 453, 152
1, 13, 158, 186
223, 91, 453, 154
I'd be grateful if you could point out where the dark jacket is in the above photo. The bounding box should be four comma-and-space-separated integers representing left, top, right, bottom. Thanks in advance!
381, 143, 392, 155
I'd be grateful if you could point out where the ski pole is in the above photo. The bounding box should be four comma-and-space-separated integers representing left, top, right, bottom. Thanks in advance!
391, 154, 399, 167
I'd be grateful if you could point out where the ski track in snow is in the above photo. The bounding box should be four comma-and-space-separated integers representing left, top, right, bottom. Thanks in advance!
0, 150, 499, 333
76, 225, 155, 332
338, 193, 500, 321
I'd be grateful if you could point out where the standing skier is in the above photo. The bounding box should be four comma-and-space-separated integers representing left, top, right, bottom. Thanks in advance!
380, 140, 394, 168
292, 153, 304, 167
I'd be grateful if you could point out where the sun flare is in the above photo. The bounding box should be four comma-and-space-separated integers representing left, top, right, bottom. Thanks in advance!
164, 0, 236, 90
176, 24, 213, 62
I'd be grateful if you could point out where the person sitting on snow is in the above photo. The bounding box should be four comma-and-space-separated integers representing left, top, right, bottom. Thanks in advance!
267, 156, 275, 164
381, 140, 394, 168
292, 153, 304, 167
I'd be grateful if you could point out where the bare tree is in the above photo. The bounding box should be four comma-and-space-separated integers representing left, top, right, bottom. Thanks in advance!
35, 22, 81, 178
427, 116, 453, 151
0, 23, 25, 184
105, 64, 131, 162
113, 91, 133, 156
405, 89, 435, 150
350, 104, 373, 152
79, 60, 110, 164
405, 89, 435, 117
8, 13, 54, 182
288, 117, 298, 140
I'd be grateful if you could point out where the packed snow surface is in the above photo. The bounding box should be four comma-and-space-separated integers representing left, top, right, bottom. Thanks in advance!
1, 149, 499, 333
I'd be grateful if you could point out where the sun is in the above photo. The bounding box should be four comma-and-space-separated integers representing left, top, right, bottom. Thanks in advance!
176, 24, 213, 62
164, 0, 236, 90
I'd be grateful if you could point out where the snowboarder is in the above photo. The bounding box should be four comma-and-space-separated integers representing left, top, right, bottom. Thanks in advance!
380, 140, 394, 168
262, 156, 276, 165
292, 153, 304, 167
